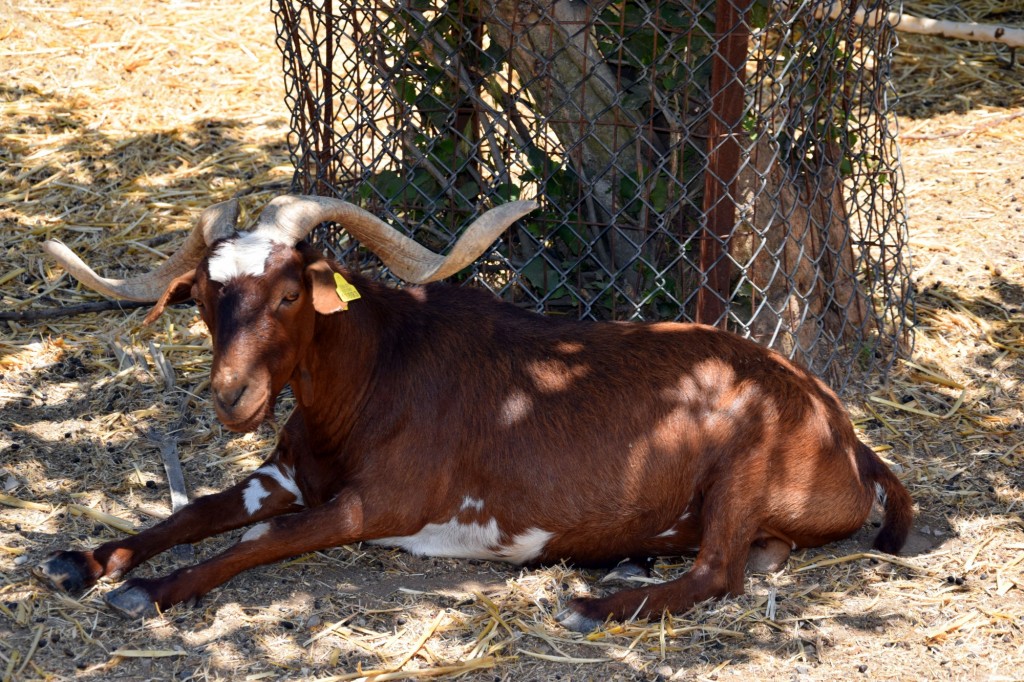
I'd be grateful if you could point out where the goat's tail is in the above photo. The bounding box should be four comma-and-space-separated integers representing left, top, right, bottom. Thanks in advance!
856, 441, 914, 554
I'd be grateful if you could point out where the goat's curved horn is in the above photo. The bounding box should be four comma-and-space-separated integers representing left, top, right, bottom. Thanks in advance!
42, 199, 241, 302
252, 195, 538, 283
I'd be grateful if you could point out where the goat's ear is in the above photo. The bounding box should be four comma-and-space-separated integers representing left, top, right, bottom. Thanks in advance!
306, 260, 348, 315
143, 270, 197, 325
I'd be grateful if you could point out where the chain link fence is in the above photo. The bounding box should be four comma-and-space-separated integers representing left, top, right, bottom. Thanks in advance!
272, 0, 912, 388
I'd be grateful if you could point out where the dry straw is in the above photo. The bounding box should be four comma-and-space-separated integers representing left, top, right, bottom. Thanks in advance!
1, 0, 1023, 680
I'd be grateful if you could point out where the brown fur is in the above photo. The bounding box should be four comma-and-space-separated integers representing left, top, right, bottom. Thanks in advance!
35, 240, 913, 628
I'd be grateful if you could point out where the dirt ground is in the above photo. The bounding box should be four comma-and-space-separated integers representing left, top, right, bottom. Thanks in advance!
1, 1, 1023, 681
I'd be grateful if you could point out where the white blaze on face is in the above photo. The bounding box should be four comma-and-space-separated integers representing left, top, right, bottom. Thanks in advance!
207, 232, 279, 284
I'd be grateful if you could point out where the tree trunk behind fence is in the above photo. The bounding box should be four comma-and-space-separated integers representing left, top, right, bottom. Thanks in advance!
735, 136, 871, 369
485, 0, 657, 296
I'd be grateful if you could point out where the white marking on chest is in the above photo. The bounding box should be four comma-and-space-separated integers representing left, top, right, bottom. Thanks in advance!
243, 479, 270, 515
256, 464, 305, 506
655, 528, 677, 539
370, 518, 553, 564
207, 232, 279, 283
239, 521, 270, 543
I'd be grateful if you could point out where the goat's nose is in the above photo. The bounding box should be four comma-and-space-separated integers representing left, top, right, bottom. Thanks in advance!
215, 380, 248, 411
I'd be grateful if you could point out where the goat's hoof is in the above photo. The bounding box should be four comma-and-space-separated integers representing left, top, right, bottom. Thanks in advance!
33, 551, 94, 594
600, 557, 654, 585
555, 601, 606, 633
105, 583, 158, 619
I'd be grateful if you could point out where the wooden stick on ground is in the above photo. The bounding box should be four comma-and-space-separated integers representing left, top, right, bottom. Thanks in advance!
811, 1, 1024, 48
0, 300, 151, 322
145, 341, 193, 561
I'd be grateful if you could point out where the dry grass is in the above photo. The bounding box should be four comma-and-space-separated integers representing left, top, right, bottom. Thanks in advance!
1, 1, 1023, 680
896, 1, 1024, 117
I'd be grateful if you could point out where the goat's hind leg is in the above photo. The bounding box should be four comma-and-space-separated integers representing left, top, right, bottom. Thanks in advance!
33, 461, 302, 596
558, 490, 756, 632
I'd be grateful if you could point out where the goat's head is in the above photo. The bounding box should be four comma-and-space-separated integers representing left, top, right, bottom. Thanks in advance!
44, 195, 537, 431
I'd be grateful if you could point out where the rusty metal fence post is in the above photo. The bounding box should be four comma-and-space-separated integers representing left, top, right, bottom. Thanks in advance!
697, 0, 753, 327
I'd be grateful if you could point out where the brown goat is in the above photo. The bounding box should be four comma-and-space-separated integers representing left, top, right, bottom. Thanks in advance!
35, 195, 913, 631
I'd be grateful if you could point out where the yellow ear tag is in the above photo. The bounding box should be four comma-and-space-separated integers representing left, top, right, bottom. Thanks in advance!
333, 272, 361, 303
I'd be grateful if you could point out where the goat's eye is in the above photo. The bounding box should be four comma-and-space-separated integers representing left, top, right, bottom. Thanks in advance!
281, 292, 300, 305
194, 299, 204, 309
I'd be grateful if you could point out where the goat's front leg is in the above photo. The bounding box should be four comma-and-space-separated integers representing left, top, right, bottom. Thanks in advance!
33, 461, 303, 595
103, 489, 365, 618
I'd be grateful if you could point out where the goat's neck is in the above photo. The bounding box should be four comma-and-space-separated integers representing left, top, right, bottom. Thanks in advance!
292, 292, 383, 446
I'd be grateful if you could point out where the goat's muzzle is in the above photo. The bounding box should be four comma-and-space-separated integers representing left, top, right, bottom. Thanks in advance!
212, 371, 272, 433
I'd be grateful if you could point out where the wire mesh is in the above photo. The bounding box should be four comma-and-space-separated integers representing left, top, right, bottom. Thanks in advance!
272, 0, 912, 389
